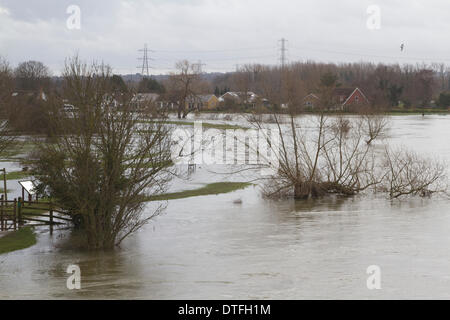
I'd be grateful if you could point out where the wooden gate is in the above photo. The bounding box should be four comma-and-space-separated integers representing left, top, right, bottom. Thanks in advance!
0, 195, 71, 234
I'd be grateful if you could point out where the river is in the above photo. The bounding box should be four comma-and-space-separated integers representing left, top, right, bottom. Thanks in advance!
0, 114, 449, 299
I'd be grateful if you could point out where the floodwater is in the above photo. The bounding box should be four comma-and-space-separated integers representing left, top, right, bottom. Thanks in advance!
0, 114, 449, 299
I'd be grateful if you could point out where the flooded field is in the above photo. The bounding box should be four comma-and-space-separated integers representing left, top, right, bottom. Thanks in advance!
0, 114, 449, 299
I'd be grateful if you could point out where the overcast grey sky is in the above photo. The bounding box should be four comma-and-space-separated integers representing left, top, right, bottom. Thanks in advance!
1, 0, 450, 75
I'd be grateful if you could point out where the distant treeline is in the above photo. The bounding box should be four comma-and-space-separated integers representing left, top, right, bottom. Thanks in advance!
211, 61, 450, 109
2, 58, 450, 135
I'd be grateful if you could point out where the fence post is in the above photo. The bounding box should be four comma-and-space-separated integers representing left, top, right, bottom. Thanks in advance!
13, 198, 17, 231
18, 197, 23, 226
2, 168, 7, 202
49, 201, 54, 235
0, 195, 3, 231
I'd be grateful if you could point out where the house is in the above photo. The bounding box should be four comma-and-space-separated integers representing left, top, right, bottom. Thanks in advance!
186, 94, 219, 111
303, 87, 369, 110
131, 93, 165, 109
11, 89, 48, 101
219, 91, 262, 109
185, 95, 201, 111
132, 93, 160, 104
199, 94, 219, 110
303, 93, 320, 109
333, 87, 369, 110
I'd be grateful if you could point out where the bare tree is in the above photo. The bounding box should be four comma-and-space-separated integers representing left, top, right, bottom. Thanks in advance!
14, 60, 51, 91
232, 65, 257, 108
213, 61, 447, 110
0, 58, 14, 153
250, 68, 377, 199
165, 60, 202, 119
259, 110, 445, 200
317, 72, 339, 111
382, 148, 447, 199
245, 66, 446, 200
360, 111, 389, 145
31, 57, 173, 249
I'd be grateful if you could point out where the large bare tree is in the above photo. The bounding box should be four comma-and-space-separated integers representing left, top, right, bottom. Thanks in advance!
31, 57, 173, 249
0, 58, 14, 153
165, 60, 202, 119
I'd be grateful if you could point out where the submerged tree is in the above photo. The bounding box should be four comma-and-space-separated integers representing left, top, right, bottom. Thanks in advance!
382, 148, 447, 199
258, 110, 446, 200
31, 57, 173, 249
360, 111, 389, 145
260, 113, 381, 199
248, 66, 447, 200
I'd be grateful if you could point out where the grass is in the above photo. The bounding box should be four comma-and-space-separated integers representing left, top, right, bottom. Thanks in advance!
300, 108, 450, 116
0, 141, 36, 160
192, 121, 248, 130
3, 170, 32, 180
141, 120, 248, 130
386, 108, 450, 115
147, 182, 252, 201
128, 159, 174, 168
0, 227, 37, 255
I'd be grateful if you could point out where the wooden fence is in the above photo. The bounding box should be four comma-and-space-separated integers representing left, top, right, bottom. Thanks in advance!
0, 195, 71, 234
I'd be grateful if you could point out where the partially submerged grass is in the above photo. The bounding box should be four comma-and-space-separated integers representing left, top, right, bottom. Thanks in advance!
140, 120, 248, 130
3, 170, 32, 180
386, 109, 450, 115
0, 227, 37, 255
128, 159, 173, 168
0, 141, 36, 160
147, 182, 252, 201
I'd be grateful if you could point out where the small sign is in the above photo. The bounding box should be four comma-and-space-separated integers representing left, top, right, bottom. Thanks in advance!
19, 180, 36, 195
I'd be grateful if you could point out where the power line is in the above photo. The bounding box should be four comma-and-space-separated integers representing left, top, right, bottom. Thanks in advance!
278, 38, 288, 68
152, 46, 275, 53
137, 43, 154, 76
152, 54, 276, 62
193, 60, 206, 73
289, 45, 450, 62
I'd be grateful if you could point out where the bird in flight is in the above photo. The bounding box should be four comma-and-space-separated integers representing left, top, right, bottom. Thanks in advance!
400, 43, 405, 52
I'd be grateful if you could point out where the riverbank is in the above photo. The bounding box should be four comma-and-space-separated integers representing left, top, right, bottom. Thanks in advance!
0, 227, 37, 255
386, 108, 450, 115
4, 170, 32, 180
140, 120, 248, 130
198, 108, 450, 116
147, 182, 252, 201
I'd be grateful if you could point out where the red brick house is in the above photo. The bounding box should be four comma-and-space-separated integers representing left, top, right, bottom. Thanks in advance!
333, 87, 369, 110
303, 87, 369, 110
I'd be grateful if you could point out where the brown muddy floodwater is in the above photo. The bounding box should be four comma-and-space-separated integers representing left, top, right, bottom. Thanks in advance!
0, 114, 449, 299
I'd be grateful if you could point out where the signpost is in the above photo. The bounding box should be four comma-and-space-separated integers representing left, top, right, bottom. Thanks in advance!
0, 168, 7, 202
19, 180, 36, 203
